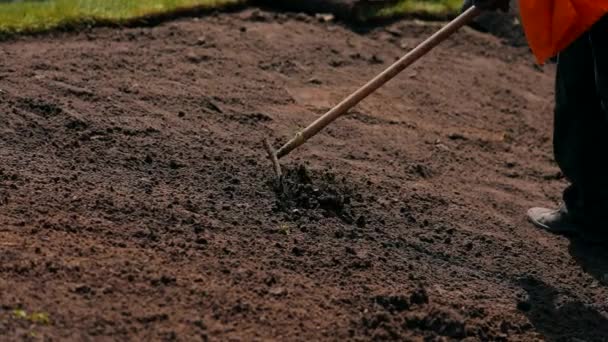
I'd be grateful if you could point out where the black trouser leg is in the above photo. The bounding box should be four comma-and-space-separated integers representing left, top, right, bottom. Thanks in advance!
591, 16, 608, 121
554, 15, 608, 228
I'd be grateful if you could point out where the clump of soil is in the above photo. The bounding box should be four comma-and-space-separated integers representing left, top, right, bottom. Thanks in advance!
272, 164, 364, 225
361, 288, 508, 341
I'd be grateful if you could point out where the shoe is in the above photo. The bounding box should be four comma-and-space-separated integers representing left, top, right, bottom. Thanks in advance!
527, 207, 581, 235
528, 207, 608, 244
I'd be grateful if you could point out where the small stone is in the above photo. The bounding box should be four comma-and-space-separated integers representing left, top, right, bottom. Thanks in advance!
435, 143, 450, 151
307, 77, 322, 85
369, 55, 384, 64
315, 13, 334, 22
269, 287, 286, 296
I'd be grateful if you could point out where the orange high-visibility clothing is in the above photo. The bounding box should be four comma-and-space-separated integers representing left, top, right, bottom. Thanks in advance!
519, 0, 608, 64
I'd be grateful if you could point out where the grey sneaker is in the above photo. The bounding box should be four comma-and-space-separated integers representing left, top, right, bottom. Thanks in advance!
527, 207, 580, 234
528, 207, 608, 243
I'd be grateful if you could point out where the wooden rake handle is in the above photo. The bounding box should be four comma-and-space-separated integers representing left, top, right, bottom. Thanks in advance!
276, 6, 481, 159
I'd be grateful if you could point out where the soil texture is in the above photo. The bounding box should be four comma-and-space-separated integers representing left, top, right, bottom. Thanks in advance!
1, 7, 607, 341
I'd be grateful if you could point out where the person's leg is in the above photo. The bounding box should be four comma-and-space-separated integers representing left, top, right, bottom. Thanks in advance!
580, 14, 608, 228
553, 29, 602, 221
592, 16, 608, 118
528, 18, 607, 233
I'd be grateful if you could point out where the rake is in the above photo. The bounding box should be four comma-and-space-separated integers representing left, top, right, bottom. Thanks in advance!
264, 6, 481, 180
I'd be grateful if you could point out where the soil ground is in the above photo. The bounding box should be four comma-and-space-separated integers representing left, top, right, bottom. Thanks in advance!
1, 7, 608, 341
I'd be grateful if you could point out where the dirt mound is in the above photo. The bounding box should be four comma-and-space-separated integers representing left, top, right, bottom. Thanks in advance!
1, 7, 607, 342
360, 288, 516, 340
273, 165, 364, 225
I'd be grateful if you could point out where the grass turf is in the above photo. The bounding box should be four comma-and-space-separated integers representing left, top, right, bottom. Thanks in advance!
371, 0, 462, 19
0, 0, 243, 34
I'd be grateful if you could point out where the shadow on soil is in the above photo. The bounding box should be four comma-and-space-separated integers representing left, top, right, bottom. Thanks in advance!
518, 277, 608, 341
569, 239, 608, 285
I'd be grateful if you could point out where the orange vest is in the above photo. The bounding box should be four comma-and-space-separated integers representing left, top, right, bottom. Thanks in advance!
519, 0, 608, 64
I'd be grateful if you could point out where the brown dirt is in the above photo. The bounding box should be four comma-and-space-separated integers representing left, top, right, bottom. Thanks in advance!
1, 8, 607, 341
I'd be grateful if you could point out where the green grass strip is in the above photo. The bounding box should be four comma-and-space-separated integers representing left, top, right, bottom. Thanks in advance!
371, 0, 462, 19
0, 0, 243, 34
